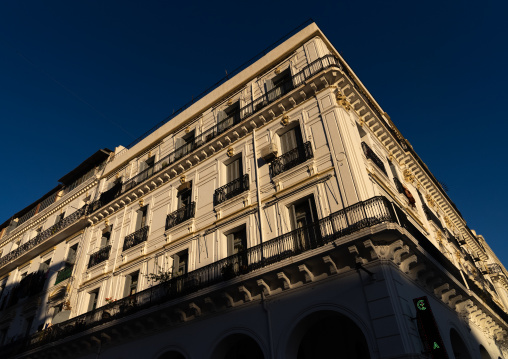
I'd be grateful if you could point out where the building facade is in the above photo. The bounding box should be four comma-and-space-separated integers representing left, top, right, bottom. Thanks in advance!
1, 23, 507, 359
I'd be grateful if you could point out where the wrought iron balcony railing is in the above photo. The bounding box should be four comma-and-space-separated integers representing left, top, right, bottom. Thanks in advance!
19, 196, 396, 352
0, 206, 87, 269
87, 245, 111, 269
123, 226, 149, 251
89, 55, 340, 216
214, 174, 249, 206
165, 203, 196, 230
269, 142, 313, 177
361, 142, 387, 176
54, 266, 73, 285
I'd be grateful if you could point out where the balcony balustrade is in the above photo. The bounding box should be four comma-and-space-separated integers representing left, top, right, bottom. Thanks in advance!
7, 195, 508, 355
87, 245, 111, 269
214, 174, 249, 206
361, 142, 387, 176
123, 226, 149, 251
0, 206, 87, 269
165, 203, 196, 230
54, 266, 73, 285
269, 142, 313, 177
422, 203, 444, 231
88, 55, 340, 216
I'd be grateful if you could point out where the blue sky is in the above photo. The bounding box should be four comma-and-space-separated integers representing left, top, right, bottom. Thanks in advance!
0, 1, 507, 263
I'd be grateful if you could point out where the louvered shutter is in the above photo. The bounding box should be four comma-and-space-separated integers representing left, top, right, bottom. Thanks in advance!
265, 78, 275, 102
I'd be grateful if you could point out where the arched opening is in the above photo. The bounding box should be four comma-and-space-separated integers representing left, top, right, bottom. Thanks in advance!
480, 345, 492, 359
288, 310, 370, 359
158, 351, 186, 359
450, 328, 472, 359
211, 333, 265, 359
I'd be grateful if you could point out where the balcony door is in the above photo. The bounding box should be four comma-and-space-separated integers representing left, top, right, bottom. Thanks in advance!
289, 196, 319, 250
280, 126, 303, 155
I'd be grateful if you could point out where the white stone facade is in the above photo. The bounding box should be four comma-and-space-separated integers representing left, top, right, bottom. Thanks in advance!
0, 23, 507, 359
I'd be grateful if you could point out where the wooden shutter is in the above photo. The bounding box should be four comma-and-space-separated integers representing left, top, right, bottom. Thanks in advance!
227, 233, 234, 256
227, 158, 241, 183
123, 274, 132, 297
281, 129, 297, 154
88, 291, 98, 312
172, 254, 180, 277
265, 78, 275, 101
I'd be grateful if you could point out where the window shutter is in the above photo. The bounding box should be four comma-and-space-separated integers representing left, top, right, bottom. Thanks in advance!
227, 233, 234, 255
265, 79, 275, 101
123, 274, 132, 297
135, 208, 144, 231
88, 291, 97, 312
172, 254, 180, 277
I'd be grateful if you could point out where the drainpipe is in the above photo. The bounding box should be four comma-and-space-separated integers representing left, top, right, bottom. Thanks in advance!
252, 129, 264, 255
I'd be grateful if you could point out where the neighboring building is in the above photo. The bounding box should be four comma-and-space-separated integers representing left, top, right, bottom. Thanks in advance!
0, 23, 507, 359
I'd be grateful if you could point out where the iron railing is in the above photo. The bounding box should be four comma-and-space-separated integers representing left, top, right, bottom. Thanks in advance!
165, 203, 196, 230
88, 55, 340, 216
269, 142, 313, 177
123, 226, 149, 251
54, 266, 73, 285
87, 245, 111, 269
214, 174, 249, 205
361, 142, 387, 176
0, 206, 87, 268
16, 196, 394, 352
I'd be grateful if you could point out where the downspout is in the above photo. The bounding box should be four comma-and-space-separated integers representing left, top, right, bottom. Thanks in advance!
252, 129, 264, 254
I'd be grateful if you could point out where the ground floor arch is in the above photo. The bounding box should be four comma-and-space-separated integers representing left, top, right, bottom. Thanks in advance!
157, 350, 186, 359
210, 332, 265, 359
450, 328, 472, 359
286, 309, 371, 359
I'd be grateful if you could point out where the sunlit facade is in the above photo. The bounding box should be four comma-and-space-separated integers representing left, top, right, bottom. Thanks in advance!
1, 23, 507, 359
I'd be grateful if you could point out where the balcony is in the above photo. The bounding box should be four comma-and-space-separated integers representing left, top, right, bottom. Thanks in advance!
7, 270, 46, 307
18, 196, 395, 352
123, 226, 149, 251
269, 142, 313, 177
88, 55, 340, 221
165, 203, 196, 230
214, 174, 249, 206
0, 206, 88, 270
54, 266, 73, 285
361, 142, 387, 176
87, 245, 111, 269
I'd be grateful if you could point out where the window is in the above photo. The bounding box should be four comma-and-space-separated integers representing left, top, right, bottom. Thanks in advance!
227, 227, 247, 256
172, 250, 188, 277
39, 258, 51, 273
217, 101, 240, 134
135, 206, 148, 231
144, 156, 155, 177
100, 226, 112, 248
24, 315, 34, 337
124, 271, 139, 297
55, 212, 65, 224
289, 196, 320, 250
88, 289, 100, 312
226, 157, 242, 184
67, 243, 78, 265
280, 125, 303, 155
177, 184, 192, 209
175, 130, 195, 160
266, 68, 292, 101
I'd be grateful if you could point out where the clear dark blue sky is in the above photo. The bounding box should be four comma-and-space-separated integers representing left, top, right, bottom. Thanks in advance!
1, 1, 507, 263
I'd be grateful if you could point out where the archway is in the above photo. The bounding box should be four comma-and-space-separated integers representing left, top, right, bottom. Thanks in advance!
450, 328, 472, 359
288, 310, 371, 359
211, 333, 265, 359
480, 345, 492, 359
158, 351, 186, 359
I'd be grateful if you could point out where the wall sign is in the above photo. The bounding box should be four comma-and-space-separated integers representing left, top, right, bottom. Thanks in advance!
413, 296, 448, 359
